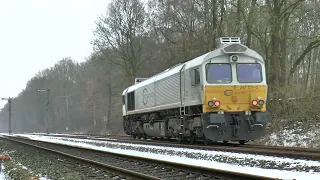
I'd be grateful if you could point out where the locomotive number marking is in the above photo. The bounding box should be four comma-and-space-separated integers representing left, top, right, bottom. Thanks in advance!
238, 86, 259, 90
224, 90, 233, 96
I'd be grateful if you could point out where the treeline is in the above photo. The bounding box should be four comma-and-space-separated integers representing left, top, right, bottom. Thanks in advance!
0, 58, 123, 133
1, 0, 319, 134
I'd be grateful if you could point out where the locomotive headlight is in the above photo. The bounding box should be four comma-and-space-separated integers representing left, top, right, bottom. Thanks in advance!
230, 55, 239, 62
259, 100, 264, 106
252, 100, 258, 106
208, 100, 221, 107
208, 101, 214, 107
252, 99, 264, 106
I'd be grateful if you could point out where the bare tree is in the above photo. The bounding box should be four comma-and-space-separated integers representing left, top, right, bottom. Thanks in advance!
93, 0, 150, 83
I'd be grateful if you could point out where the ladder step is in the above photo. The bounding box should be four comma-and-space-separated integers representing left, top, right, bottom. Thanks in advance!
180, 106, 186, 116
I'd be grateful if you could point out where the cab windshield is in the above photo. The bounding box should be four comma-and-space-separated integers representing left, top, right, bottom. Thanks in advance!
237, 63, 262, 83
206, 63, 232, 83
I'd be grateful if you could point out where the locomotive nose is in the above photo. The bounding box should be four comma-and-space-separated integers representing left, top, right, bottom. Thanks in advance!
203, 85, 267, 112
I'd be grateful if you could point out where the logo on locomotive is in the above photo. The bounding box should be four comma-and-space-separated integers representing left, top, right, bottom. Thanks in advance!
142, 88, 154, 106
142, 88, 148, 105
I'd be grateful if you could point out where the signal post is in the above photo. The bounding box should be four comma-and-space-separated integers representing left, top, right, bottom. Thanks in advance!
1, 97, 12, 134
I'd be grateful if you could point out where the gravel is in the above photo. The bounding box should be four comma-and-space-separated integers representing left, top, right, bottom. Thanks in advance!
56, 137, 320, 173
0, 138, 135, 180
4, 137, 243, 180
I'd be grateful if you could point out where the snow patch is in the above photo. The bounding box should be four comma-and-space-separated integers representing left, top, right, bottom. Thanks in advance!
262, 123, 320, 148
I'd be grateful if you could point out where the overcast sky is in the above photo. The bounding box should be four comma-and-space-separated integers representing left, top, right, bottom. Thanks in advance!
0, 0, 111, 109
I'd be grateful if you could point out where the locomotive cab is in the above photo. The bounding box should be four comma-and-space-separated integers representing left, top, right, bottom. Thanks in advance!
200, 37, 270, 144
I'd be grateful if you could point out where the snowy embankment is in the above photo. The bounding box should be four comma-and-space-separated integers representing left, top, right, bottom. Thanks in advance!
2, 133, 320, 180
261, 123, 320, 148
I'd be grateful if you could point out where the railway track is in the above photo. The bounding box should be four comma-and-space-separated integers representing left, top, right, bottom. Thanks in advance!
30, 133, 320, 161
0, 135, 276, 180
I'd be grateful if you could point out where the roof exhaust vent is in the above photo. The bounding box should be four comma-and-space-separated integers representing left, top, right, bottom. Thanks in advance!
134, 78, 147, 84
216, 37, 241, 47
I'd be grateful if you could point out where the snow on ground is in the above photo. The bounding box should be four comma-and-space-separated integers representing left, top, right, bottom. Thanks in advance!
2, 133, 320, 180
261, 123, 320, 148
28, 132, 83, 137
12, 163, 50, 180
0, 160, 50, 180
0, 164, 8, 179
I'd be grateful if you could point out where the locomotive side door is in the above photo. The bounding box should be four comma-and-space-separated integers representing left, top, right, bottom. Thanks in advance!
179, 64, 186, 116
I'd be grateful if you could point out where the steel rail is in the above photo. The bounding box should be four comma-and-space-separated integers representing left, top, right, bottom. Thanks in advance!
1, 135, 277, 180
0, 135, 161, 180
31, 133, 320, 160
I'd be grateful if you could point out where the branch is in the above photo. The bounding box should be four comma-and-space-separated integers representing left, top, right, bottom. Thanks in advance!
280, 0, 304, 19
266, 0, 272, 10
288, 40, 320, 78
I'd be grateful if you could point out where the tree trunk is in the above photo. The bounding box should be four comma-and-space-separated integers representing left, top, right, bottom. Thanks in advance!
211, 0, 218, 49
246, 0, 257, 47
269, 0, 282, 91
305, 52, 312, 91
280, 12, 289, 86
235, 0, 242, 35
316, 60, 320, 91
204, 0, 209, 51
107, 76, 112, 133
310, 49, 318, 91
217, 0, 225, 37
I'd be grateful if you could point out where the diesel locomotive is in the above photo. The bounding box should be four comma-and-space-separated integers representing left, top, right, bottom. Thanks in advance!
122, 37, 270, 145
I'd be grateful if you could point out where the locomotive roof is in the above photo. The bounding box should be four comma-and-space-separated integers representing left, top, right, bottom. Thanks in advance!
123, 46, 263, 94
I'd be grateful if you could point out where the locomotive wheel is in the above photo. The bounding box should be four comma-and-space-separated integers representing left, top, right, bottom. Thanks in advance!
223, 141, 228, 145
143, 134, 148, 140
239, 140, 246, 145
203, 138, 211, 146
189, 135, 196, 144
177, 136, 185, 143
132, 134, 137, 139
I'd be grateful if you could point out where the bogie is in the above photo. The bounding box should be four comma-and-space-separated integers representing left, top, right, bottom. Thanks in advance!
239, 140, 246, 145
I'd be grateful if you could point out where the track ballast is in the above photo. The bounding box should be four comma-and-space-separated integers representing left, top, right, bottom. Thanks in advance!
1, 134, 276, 180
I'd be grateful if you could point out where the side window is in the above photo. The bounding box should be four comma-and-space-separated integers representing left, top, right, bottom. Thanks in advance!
127, 91, 135, 111
191, 68, 200, 86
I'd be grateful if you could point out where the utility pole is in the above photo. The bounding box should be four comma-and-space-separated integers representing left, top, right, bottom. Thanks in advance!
1, 97, 12, 134
59, 94, 70, 133
66, 96, 69, 132
93, 105, 96, 127
38, 89, 50, 134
